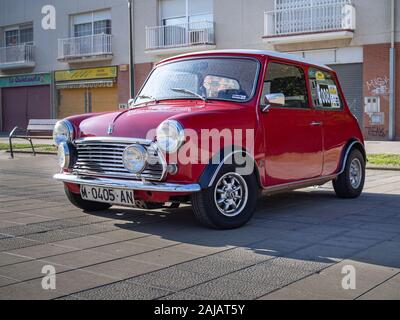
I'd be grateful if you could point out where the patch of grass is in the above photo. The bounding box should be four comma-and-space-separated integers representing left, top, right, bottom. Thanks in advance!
0, 143, 57, 153
368, 154, 400, 167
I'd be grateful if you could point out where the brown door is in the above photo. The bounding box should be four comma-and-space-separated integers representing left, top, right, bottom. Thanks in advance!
58, 88, 86, 119
90, 87, 118, 113
2, 87, 27, 132
27, 86, 51, 120
2, 86, 51, 132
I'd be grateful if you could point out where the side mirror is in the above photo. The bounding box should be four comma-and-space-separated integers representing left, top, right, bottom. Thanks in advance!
262, 93, 285, 113
128, 98, 135, 109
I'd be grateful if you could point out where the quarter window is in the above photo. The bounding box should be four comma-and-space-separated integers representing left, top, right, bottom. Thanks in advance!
262, 62, 309, 109
309, 68, 342, 109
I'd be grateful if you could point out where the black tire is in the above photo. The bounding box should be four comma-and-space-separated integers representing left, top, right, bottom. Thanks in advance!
64, 186, 112, 212
333, 149, 365, 199
192, 165, 258, 229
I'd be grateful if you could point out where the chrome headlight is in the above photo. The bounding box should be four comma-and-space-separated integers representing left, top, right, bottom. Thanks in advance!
57, 142, 76, 169
53, 120, 74, 146
156, 120, 185, 153
123, 145, 148, 174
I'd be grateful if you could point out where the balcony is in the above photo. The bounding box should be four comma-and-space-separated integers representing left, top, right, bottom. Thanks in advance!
0, 44, 35, 70
263, 1, 356, 45
58, 34, 113, 63
145, 21, 216, 55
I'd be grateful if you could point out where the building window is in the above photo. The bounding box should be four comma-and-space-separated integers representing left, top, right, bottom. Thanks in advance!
160, 0, 213, 26
72, 10, 111, 38
4, 25, 33, 47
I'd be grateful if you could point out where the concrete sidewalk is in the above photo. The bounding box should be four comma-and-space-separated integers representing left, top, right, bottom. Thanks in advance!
0, 137, 54, 145
0, 154, 399, 300
365, 141, 400, 155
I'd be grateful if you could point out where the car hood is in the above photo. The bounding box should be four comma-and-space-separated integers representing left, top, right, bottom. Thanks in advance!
78, 102, 254, 140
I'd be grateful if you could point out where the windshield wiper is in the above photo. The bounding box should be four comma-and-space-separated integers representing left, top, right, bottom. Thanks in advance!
137, 94, 158, 103
171, 88, 208, 102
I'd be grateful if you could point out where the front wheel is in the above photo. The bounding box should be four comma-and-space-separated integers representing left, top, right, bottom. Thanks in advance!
333, 149, 365, 199
192, 165, 258, 229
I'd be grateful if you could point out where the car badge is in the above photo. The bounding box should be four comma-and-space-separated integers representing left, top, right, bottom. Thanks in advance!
107, 124, 114, 135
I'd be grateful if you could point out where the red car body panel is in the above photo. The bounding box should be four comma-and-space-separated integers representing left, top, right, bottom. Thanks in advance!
64, 50, 364, 201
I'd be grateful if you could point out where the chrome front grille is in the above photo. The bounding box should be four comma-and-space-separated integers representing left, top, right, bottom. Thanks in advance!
73, 138, 166, 181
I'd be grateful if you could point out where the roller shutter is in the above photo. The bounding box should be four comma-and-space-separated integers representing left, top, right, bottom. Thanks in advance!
329, 63, 363, 125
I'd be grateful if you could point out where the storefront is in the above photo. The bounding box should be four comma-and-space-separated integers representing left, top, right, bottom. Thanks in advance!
0, 73, 52, 132
55, 66, 119, 119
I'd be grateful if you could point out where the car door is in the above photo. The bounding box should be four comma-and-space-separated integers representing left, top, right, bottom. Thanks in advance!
308, 67, 355, 176
259, 61, 324, 186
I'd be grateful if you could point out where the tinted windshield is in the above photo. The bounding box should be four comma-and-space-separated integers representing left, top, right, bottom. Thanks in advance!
135, 58, 260, 104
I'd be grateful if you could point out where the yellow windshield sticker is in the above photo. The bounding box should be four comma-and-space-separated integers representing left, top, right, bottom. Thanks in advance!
316, 71, 325, 81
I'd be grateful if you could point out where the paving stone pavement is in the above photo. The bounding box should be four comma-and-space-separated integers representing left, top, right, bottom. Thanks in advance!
0, 153, 399, 300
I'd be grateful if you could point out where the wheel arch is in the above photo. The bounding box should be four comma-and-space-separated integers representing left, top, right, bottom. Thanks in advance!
198, 146, 262, 189
338, 139, 367, 175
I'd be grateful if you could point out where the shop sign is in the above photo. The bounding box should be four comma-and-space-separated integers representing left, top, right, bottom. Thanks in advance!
0, 73, 51, 88
55, 67, 117, 82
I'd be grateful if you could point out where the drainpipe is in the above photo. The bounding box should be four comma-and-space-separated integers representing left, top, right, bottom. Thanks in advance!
128, 0, 135, 99
389, 0, 396, 140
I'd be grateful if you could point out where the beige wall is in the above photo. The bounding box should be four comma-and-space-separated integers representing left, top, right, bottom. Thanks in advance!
2, 0, 397, 68
133, 0, 400, 64
133, 0, 158, 65
0, 0, 130, 74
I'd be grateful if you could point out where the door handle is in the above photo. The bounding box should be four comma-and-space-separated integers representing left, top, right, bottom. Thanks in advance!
310, 121, 323, 126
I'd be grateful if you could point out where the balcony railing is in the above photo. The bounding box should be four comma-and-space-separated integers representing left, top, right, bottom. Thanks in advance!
58, 34, 112, 62
146, 21, 215, 52
264, 1, 356, 38
0, 44, 35, 70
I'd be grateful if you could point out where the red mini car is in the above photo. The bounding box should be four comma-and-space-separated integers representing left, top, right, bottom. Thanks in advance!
54, 50, 366, 229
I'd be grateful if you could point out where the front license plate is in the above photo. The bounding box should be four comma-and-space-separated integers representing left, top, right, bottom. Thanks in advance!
80, 185, 135, 206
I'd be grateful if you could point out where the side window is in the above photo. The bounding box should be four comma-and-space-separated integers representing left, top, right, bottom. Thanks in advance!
309, 68, 342, 110
262, 62, 309, 109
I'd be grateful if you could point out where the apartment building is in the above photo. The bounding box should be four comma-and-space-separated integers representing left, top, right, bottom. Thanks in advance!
134, 0, 399, 140
0, 0, 130, 132
0, 0, 399, 141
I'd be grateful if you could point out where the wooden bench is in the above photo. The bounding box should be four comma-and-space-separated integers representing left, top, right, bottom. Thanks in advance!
9, 119, 58, 159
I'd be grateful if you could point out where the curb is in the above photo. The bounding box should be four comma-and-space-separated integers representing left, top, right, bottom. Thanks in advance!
366, 165, 400, 172
5, 150, 56, 156
3, 150, 400, 171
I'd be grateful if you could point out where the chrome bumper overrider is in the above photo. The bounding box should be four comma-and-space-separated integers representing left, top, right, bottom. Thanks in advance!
54, 173, 202, 193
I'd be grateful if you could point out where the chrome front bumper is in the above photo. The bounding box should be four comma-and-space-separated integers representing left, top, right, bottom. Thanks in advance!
54, 173, 202, 193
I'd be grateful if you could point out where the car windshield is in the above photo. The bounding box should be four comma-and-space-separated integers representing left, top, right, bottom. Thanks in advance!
135, 58, 260, 105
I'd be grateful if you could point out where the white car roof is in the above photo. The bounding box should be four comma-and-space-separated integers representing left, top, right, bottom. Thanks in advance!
163, 49, 333, 71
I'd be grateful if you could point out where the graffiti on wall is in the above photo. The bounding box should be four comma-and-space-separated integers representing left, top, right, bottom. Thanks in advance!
366, 76, 389, 95
366, 126, 387, 138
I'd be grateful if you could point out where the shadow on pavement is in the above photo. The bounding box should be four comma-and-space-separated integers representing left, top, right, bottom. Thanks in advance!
85, 189, 400, 270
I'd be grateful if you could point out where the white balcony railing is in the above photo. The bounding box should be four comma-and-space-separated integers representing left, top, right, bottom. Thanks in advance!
146, 21, 215, 51
58, 34, 112, 61
0, 44, 35, 69
264, 0, 356, 37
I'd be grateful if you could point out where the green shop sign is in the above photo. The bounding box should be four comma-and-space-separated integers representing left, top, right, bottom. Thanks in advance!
0, 73, 51, 88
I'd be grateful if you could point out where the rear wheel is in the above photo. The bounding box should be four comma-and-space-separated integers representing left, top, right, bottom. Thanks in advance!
192, 165, 258, 229
333, 149, 365, 199
65, 186, 111, 211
